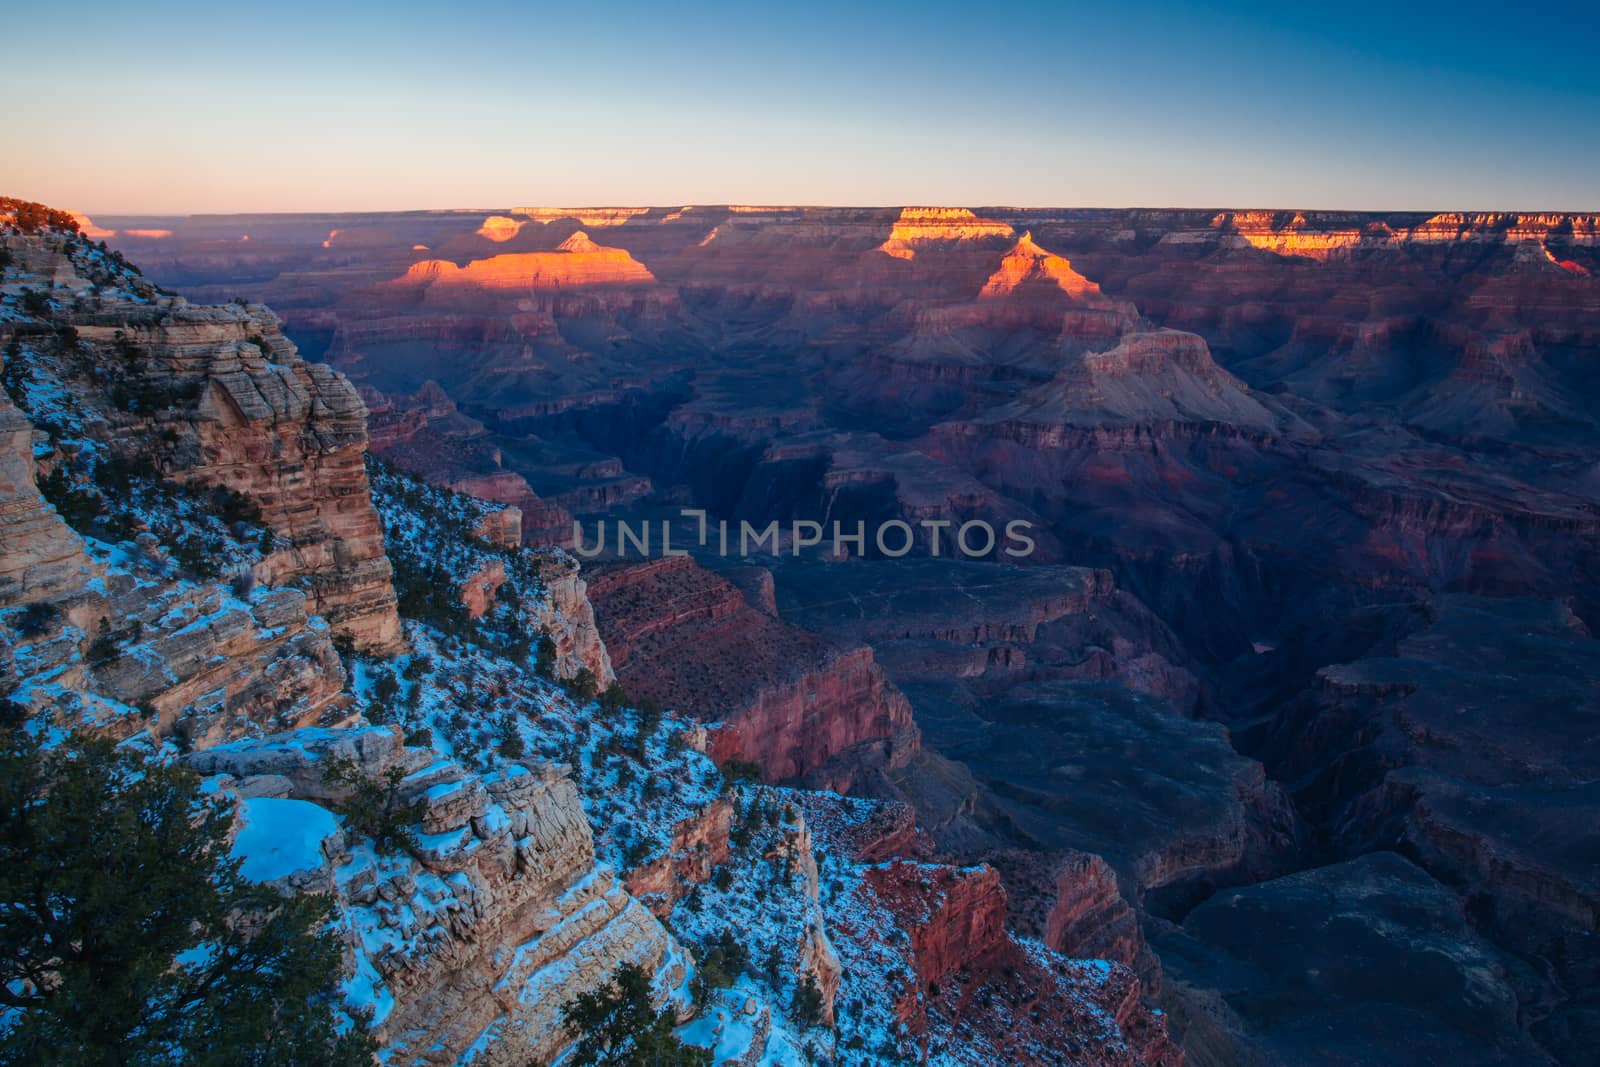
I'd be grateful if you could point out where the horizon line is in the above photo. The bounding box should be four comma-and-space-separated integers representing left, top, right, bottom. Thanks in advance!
74, 203, 1600, 220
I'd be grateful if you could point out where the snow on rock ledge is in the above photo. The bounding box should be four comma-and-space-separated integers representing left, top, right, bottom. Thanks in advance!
192, 728, 690, 1066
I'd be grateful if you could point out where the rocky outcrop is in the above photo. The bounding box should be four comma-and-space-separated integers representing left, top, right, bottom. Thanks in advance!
1, 238, 379, 744
387, 232, 655, 294
165, 315, 405, 654
971, 329, 1280, 432
587, 555, 917, 784
83, 579, 350, 746
7, 234, 405, 655
459, 559, 507, 618
702, 642, 915, 788
476, 215, 525, 243
978, 231, 1104, 299
870, 862, 1008, 995
449, 473, 575, 549
0, 367, 97, 609
527, 551, 614, 686
985, 848, 1146, 971
472, 505, 523, 549
510, 207, 651, 228
623, 795, 734, 914
877, 207, 1015, 260
856, 858, 1180, 1066
192, 727, 692, 1066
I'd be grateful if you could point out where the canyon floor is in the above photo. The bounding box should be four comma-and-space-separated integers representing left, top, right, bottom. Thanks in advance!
15, 203, 1599, 1065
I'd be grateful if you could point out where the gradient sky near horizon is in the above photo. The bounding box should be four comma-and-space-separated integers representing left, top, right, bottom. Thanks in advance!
3, 0, 1596, 214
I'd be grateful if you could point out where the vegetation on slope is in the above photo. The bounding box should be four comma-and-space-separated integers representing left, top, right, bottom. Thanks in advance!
0, 731, 372, 1066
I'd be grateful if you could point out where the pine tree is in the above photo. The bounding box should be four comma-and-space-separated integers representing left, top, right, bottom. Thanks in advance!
0, 730, 375, 1066
560, 962, 709, 1066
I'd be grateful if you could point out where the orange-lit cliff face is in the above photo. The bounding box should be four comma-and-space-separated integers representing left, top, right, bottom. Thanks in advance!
475, 214, 525, 242
978, 231, 1104, 299
511, 206, 651, 227
876, 206, 1017, 259
1133, 208, 1600, 265
388, 231, 656, 291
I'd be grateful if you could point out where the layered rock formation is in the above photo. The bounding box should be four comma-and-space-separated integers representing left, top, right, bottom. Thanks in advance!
89, 581, 350, 746
511, 207, 652, 228
388, 231, 656, 295
526, 550, 615, 685
3, 233, 402, 653
190, 727, 693, 1066
857, 859, 1179, 1066
0, 371, 97, 608
877, 207, 1016, 260
978, 231, 1103, 300
623, 795, 734, 914
969, 328, 1280, 431
175, 315, 404, 653
586, 555, 916, 786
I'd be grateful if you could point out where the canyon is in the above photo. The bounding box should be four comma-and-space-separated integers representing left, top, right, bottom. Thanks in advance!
1, 203, 1176, 1066
11, 201, 1595, 1064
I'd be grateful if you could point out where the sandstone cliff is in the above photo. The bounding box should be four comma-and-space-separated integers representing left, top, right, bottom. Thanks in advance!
386, 231, 656, 296
0, 374, 98, 609
3, 233, 402, 654
586, 555, 917, 785
191, 726, 692, 1066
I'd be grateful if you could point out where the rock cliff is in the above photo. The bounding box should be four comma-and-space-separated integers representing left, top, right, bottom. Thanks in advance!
388, 231, 656, 295
586, 555, 917, 785
0, 369, 97, 608
3, 232, 402, 654
191, 727, 692, 1067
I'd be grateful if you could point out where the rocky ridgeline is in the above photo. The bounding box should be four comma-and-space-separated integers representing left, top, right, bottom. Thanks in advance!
0, 210, 1173, 1064
2, 231, 402, 655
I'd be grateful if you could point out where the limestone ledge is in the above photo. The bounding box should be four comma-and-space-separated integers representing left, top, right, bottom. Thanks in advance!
189, 727, 691, 1066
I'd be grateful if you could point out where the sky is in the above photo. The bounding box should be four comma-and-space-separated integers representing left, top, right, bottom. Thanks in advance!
2, 0, 1596, 214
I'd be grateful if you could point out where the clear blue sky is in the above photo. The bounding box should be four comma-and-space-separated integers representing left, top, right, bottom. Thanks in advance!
3, 0, 1595, 213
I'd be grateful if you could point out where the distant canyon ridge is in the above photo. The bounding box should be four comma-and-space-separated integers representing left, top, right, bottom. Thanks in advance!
93, 204, 1600, 1067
